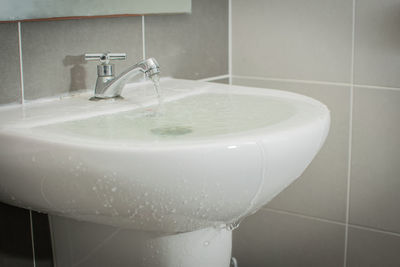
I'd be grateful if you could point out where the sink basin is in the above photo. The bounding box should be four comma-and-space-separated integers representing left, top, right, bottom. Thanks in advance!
0, 78, 330, 266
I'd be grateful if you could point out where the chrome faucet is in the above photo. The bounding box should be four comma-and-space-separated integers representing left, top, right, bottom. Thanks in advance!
84, 52, 160, 100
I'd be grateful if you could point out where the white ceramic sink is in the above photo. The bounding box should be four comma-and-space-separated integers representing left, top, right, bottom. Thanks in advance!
0, 78, 330, 266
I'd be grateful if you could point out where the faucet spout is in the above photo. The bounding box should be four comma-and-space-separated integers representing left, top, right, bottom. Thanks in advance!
96, 58, 160, 99
85, 53, 160, 100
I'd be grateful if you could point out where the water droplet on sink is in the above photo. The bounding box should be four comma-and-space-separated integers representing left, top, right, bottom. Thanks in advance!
203, 241, 210, 246
151, 126, 192, 136
226, 220, 241, 231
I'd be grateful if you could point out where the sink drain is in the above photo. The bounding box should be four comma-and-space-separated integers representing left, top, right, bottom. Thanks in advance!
150, 126, 192, 136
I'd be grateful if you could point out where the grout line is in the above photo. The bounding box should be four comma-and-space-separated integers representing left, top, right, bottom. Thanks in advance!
228, 0, 232, 85
71, 229, 121, 267
348, 224, 400, 238
344, 1, 356, 266
233, 75, 350, 87
197, 74, 230, 82
29, 210, 37, 267
353, 83, 400, 92
264, 207, 400, 238
47, 216, 58, 267
264, 207, 346, 227
142, 16, 146, 60
17, 22, 25, 105
232, 75, 400, 92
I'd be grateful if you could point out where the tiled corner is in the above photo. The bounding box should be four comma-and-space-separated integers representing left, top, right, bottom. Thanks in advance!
233, 77, 350, 222
0, 23, 21, 105
350, 87, 400, 233
0, 202, 33, 267
347, 227, 400, 267
21, 17, 142, 100
233, 209, 345, 267
145, 0, 228, 80
354, 0, 400, 88
232, 0, 353, 83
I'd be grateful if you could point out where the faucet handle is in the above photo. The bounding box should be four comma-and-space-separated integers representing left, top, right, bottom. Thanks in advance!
84, 52, 126, 64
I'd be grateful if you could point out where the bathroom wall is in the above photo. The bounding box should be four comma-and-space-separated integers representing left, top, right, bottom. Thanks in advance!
231, 0, 400, 266
2, 0, 399, 266
0, 0, 228, 265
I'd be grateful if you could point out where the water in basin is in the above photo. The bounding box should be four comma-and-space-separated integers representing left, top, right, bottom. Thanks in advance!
35, 93, 296, 142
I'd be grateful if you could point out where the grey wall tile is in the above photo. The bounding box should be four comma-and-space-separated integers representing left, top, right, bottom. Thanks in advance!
0, 23, 21, 104
233, 209, 345, 267
354, 0, 400, 88
350, 87, 400, 233
347, 227, 400, 267
233, 77, 349, 222
21, 17, 142, 100
232, 0, 353, 83
0, 202, 34, 267
145, 0, 228, 80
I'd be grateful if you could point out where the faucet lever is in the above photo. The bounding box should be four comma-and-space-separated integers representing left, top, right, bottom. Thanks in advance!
84, 52, 126, 64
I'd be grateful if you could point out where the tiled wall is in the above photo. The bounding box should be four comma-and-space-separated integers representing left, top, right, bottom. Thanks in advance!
0, 0, 228, 105
232, 0, 400, 266
0, 0, 228, 265
0, 203, 53, 267
2, 0, 399, 266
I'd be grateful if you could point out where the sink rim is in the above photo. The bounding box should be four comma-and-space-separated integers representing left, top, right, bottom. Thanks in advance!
0, 78, 331, 233
0, 79, 329, 148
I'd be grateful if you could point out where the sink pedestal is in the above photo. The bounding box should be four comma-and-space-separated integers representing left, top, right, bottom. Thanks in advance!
49, 215, 232, 267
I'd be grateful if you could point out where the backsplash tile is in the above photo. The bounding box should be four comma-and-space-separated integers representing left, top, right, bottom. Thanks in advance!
232, 0, 353, 83
21, 17, 143, 100
233, 77, 350, 222
350, 87, 400, 233
347, 227, 400, 267
233, 209, 345, 267
0, 23, 21, 104
145, 0, 228, 80
354, 0, 400, 88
